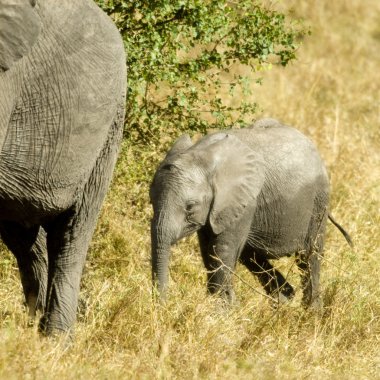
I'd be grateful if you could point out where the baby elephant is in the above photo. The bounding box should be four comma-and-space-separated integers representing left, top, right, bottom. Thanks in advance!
150, 118, 352, 307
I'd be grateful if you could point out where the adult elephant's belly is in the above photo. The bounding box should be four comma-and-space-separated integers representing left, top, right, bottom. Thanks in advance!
0, 98, 116, 227
0, 97, 112, 226
0, 161, 84, 227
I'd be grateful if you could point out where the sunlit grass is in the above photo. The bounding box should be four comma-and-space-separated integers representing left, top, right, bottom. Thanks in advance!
1, 1, 379, 378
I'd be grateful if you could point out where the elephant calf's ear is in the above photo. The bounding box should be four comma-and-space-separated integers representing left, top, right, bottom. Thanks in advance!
164, 134, 193, 160
0, 1, 41, 71
208, 134, 265, 235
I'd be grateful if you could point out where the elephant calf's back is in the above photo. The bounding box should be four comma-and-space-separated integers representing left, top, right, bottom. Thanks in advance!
237, 123, 329, 256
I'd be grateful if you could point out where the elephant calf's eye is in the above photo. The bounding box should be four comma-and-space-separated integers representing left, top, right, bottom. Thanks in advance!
185, 201, 197, 213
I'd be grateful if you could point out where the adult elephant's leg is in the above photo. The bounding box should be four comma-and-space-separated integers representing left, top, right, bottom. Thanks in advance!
239, 247, 294, 301
40, 208, 92, 334
0, 222, 48, 317
40, 112, 123, 335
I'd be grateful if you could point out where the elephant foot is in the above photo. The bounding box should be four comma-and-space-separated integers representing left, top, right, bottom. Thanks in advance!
207, 283, 237, 305
38, 314, 74, 341
267, 281, 295, 309
278, 282, 295, 299
25, 293, 39, 317
39, 325, 74, 349
302, 294, 323, 313
38, 314, 50, 335
22, 291, 46, 328
221, 288, 236, 304
269, 291, 294, 310
211, 293, 240, 315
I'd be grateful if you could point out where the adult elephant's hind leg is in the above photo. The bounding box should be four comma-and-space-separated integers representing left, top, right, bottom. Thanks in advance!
0, 222, 48, 318
40, 112, 124, 335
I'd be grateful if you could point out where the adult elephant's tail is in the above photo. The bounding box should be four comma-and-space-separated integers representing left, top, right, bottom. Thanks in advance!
328, 214, 353, 247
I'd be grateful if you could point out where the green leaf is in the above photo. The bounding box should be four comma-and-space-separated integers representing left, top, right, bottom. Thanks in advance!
96, 0, 307, 148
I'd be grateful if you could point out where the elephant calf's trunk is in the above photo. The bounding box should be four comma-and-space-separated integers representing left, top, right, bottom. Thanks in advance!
151, 226, 171, 300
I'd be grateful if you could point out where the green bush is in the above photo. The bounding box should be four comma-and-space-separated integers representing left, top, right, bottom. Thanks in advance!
97, 0, 306, 148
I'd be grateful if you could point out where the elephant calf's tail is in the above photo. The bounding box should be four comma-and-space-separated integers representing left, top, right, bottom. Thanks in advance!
328, 214, 354, 248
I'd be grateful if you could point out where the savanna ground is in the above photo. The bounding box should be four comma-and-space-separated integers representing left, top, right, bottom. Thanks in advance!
1, 1, 379, 378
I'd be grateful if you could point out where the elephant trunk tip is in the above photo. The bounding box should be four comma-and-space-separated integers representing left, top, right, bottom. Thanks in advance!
152, 276, 168, 303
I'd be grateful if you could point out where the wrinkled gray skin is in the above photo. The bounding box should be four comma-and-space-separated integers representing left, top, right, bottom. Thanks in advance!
0, 0, 126, 334
150, 119, 351, 307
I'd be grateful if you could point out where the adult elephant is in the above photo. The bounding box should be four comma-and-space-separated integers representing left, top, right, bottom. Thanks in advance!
150, 119, 352, 307
0, 0, 126, 334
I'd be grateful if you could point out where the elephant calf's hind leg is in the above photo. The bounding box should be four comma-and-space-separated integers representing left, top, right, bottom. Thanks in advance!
240, 249, 295, 302
296, 249, 322, 309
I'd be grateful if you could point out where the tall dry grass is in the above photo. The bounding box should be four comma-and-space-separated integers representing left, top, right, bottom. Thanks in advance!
1, 1, 379, 379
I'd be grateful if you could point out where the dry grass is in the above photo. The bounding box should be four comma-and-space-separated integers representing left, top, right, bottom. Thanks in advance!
1, 1, 379, 378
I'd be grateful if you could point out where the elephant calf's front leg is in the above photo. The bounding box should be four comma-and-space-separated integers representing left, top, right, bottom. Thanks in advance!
198, 230, 238, 303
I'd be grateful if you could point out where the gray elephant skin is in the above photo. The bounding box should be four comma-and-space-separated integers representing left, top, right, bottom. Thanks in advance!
0, 0, 126, 334
150, 118, 352, 307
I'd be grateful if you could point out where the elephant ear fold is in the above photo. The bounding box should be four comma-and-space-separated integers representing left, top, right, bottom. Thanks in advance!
207, 134, 265, 235
164, 134, 193, 160
0, 1, 40, 71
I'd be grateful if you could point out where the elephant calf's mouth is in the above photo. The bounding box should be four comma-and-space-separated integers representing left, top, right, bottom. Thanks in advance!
180, 223, 201, 239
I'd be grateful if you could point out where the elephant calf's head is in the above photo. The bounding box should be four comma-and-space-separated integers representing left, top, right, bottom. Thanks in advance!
150, 149, 212, 243
150, 132, 265, 299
